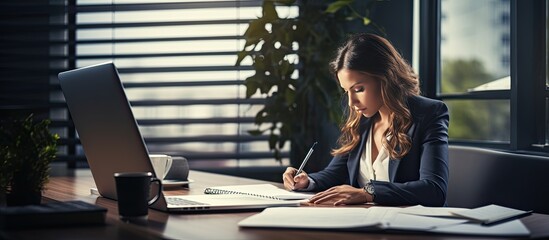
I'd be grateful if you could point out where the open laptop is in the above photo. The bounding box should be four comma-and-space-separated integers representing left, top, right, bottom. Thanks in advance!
57, 62, 299, 212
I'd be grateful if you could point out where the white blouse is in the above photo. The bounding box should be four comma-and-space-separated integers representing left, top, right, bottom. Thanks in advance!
357, 126, 390, 187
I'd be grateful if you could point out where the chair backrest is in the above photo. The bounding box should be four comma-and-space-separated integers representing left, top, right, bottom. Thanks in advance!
448, 145, 549, 214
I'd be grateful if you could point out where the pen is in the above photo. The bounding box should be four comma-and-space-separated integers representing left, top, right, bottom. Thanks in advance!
295, 142, 317, 176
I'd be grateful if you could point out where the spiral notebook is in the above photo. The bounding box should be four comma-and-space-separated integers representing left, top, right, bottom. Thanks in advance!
204, 184, 314, 200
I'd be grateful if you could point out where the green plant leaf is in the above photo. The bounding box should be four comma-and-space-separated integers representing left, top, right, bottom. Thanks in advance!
262, 1, 279, 21
268, 133, 279, 150
244, 75, 260, 98
363, 17, 371, 25
243, 19, 268, 48
284, 85, 296, 104
325, 0, 353, 14
247, 129, 263, 136
235, 50, 249, 66
274, 0, 295, 6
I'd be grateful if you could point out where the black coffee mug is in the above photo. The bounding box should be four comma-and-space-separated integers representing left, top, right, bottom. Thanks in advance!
114, 172, 162, 220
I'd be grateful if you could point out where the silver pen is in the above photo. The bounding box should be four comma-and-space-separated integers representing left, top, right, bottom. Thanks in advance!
295, 142, 318, 176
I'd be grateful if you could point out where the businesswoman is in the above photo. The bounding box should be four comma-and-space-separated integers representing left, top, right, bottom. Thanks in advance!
283, 33, 449, 207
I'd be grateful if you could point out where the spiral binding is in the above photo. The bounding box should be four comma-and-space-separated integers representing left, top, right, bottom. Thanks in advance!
204, 187, 281, 200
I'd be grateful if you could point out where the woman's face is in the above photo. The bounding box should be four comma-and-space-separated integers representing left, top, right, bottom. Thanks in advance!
338, 68, 383, 118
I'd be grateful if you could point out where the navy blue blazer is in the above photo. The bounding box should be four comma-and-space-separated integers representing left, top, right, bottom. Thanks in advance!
308, 95, 450, 207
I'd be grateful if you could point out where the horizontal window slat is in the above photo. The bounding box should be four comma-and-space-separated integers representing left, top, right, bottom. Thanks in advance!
118, 66, 254, 73
2, 36, 244, 47
43, 81, 242, 92
2, 19, 254, 32
50, 98, 262, 108
78, 19, 252, 28
1, 66, 253, 74
57, 135, 270, 145
50, 117, 255, 127
145, 135, 267, 143
130, 98, 264, 106
0, 1, 264, 16
3, 51, 268, 62
79, 35, 244, 44
122, 80, 243, 88
77, 51, 240, 59
137, 117, 255, 125
75, 1, 263, 12
3, 96, 265, 110
2, 51, 249, 61
147, 152, 289, 160
54, 151, 287, 163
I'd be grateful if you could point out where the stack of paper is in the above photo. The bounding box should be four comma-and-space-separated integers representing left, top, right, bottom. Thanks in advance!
238, 205, 531, 237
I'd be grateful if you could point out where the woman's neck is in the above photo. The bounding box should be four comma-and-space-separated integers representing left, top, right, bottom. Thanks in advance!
376, 106, 391, 125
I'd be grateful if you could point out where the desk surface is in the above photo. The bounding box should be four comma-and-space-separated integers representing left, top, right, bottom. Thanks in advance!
4, 169, 549, 240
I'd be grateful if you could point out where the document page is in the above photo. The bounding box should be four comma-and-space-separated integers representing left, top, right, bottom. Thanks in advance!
450, 204, 532, 224
431, 219, 530, 236
398, 205, 468, 217
238, 207, 381, 229
368, 207, 467, 231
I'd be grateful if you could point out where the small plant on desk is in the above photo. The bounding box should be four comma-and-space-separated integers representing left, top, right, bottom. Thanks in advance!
0, 114, 59, 206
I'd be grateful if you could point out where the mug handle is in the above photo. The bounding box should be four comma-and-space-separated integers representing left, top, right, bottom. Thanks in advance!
148, 177, 163, 205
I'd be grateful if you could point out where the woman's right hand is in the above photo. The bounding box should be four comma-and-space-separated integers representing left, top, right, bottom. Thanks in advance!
282, 167, 310, 191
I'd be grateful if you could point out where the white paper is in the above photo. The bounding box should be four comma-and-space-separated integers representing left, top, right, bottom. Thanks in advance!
399, 205, 468, 217
450, 204, 531, 224
239, 206, 465, 231
431, 219, 530, 236
239, 207, 381, 229
238, 206, 530, 237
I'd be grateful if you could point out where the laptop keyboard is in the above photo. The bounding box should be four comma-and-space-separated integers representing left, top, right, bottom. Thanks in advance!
166, 197, 208, 206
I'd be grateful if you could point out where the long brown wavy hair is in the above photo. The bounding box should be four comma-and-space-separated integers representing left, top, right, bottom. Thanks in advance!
330, 33, 420, 159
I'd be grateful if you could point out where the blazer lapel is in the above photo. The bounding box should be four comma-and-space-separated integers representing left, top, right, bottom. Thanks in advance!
388, 122, 416, 182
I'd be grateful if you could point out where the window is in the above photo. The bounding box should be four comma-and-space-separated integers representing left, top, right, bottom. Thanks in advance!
546, 3, 549, 145
65, 1, 299, 170
1, 1, 300, 172
419, 0, 548, 153
500, 12, 510, 25
501, 33, 510, 46
440, 0, 510, 142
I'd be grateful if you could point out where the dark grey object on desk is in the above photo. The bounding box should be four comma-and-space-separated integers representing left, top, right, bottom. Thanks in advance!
164, 156, 189, 181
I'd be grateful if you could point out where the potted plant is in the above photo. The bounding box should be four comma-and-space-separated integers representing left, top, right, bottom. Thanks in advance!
236, 0, 382, 168
0, 114, 59, 206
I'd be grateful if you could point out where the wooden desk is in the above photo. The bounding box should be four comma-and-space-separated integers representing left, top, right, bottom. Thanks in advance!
3, 169, 549, 240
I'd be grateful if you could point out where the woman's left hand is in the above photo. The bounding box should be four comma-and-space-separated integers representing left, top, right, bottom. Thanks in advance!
308, 185, 369, 205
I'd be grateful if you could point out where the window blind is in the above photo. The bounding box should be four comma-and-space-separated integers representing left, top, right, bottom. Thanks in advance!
1, 0, 297, 171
